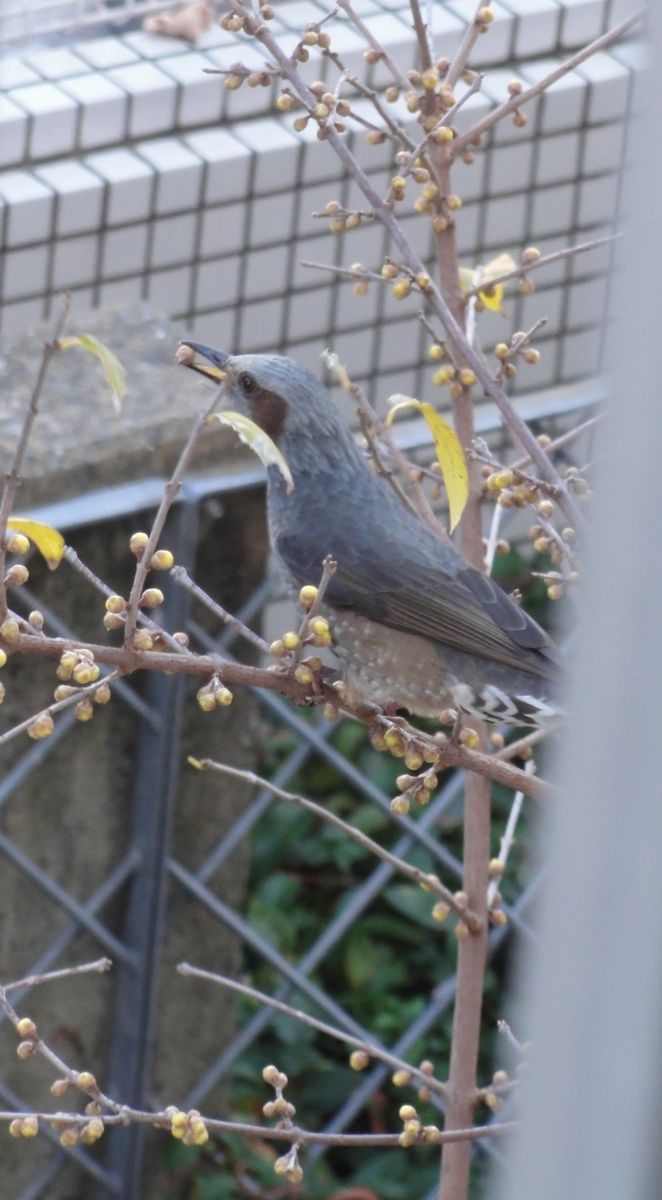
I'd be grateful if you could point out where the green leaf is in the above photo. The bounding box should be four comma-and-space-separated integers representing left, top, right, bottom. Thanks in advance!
209, 410, 294, 493
344, 930, 377, 988
58, 334, 126, 412
385, 397, 469, 531
6, 517, 64, 569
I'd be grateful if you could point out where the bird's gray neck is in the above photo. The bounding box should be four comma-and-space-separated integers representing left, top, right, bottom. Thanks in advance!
266, 419, 366, 534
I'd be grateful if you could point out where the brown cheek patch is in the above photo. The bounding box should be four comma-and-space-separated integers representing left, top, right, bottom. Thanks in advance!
249, 389, 288, 441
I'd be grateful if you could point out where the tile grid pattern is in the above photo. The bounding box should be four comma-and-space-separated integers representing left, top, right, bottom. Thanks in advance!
0, 0, 636, 401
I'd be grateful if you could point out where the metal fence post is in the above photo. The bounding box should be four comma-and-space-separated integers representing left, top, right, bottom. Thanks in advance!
100, 494, 199, 1199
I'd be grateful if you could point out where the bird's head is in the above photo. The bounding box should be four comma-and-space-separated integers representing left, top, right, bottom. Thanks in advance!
177, 342, 346, 448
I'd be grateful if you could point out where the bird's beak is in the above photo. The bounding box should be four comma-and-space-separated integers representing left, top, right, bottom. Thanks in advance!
176, 341, 231, 382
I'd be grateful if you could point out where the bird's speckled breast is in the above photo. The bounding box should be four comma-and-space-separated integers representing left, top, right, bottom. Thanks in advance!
330, 609, 454, 716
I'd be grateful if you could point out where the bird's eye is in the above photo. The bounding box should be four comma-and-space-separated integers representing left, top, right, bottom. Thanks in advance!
238, 371, 257, 395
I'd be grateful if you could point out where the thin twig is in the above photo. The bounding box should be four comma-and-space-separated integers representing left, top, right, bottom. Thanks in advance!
510, 414, 600, 473
497, 1019, 524, 1055
465, 234, 622, 298
495, 726, 552, 762
0, 1105, 515, 1146
192, 757, 481, 929
409, 0, 434, 71
454, 8, 645, 152
178, 963, 449, 1096
0, 659, 120, 751
5, 958, 112, 994
0, 295, 71, 620
123, 385, 223, 647
170, 565, 269, 652
445, 2, 489, 89
337, 0, 410, 91
487, 761, 534, 908
0, 980, 122, 1113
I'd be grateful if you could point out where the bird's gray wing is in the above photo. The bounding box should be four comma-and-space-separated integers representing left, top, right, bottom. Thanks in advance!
276, 527, 558, 681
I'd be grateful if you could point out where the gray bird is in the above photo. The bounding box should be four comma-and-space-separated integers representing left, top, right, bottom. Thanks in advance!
180, 344, 559, 727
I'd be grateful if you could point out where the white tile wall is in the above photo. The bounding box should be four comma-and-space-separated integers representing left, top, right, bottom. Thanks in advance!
134, 138, 203, 214
559, 0, 606, 49
147, 265, 192, 311
52, 233, 98, 289
159, 52, 224, 127
189, 306, 236, 347
35, 160, 104, 235
286, 286, 334, 341
23, 47, 89, 80
505, 0, 562, 59
0, 59, 40, 89
106, 62, 178, 137
59, 74, 128, 150
3, 245, 49, 299
183, 129, 251, 203
199, 204, 245, 257
244, 244, 291, 300
195, 256, 242, 310
101, 224, 149, 279
1, 295, 45, 333
85, 149, 154, 225
151, 213, 198, 268
235, 119, 301, 193
10, 82, 77, 159
0, 96, 28, 169
74, 37, 140, 70
0, 170, 53, 244
535, 130, 581, 185
0, 1, 635, 394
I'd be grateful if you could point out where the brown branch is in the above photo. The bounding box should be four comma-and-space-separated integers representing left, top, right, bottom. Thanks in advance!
0, 629, 550, 798
0, 1104, 515, 1147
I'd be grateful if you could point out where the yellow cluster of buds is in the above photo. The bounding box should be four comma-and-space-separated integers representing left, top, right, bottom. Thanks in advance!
398, 1103, 422, 1147
80, 1117, 104, 1144
167, 1107, 209, 1146
196, 675, 233, 712
9, 1117, 39, 1138
308, 615, 331, 647
273, 1149, 303, 1183
57, 648, 100, 685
